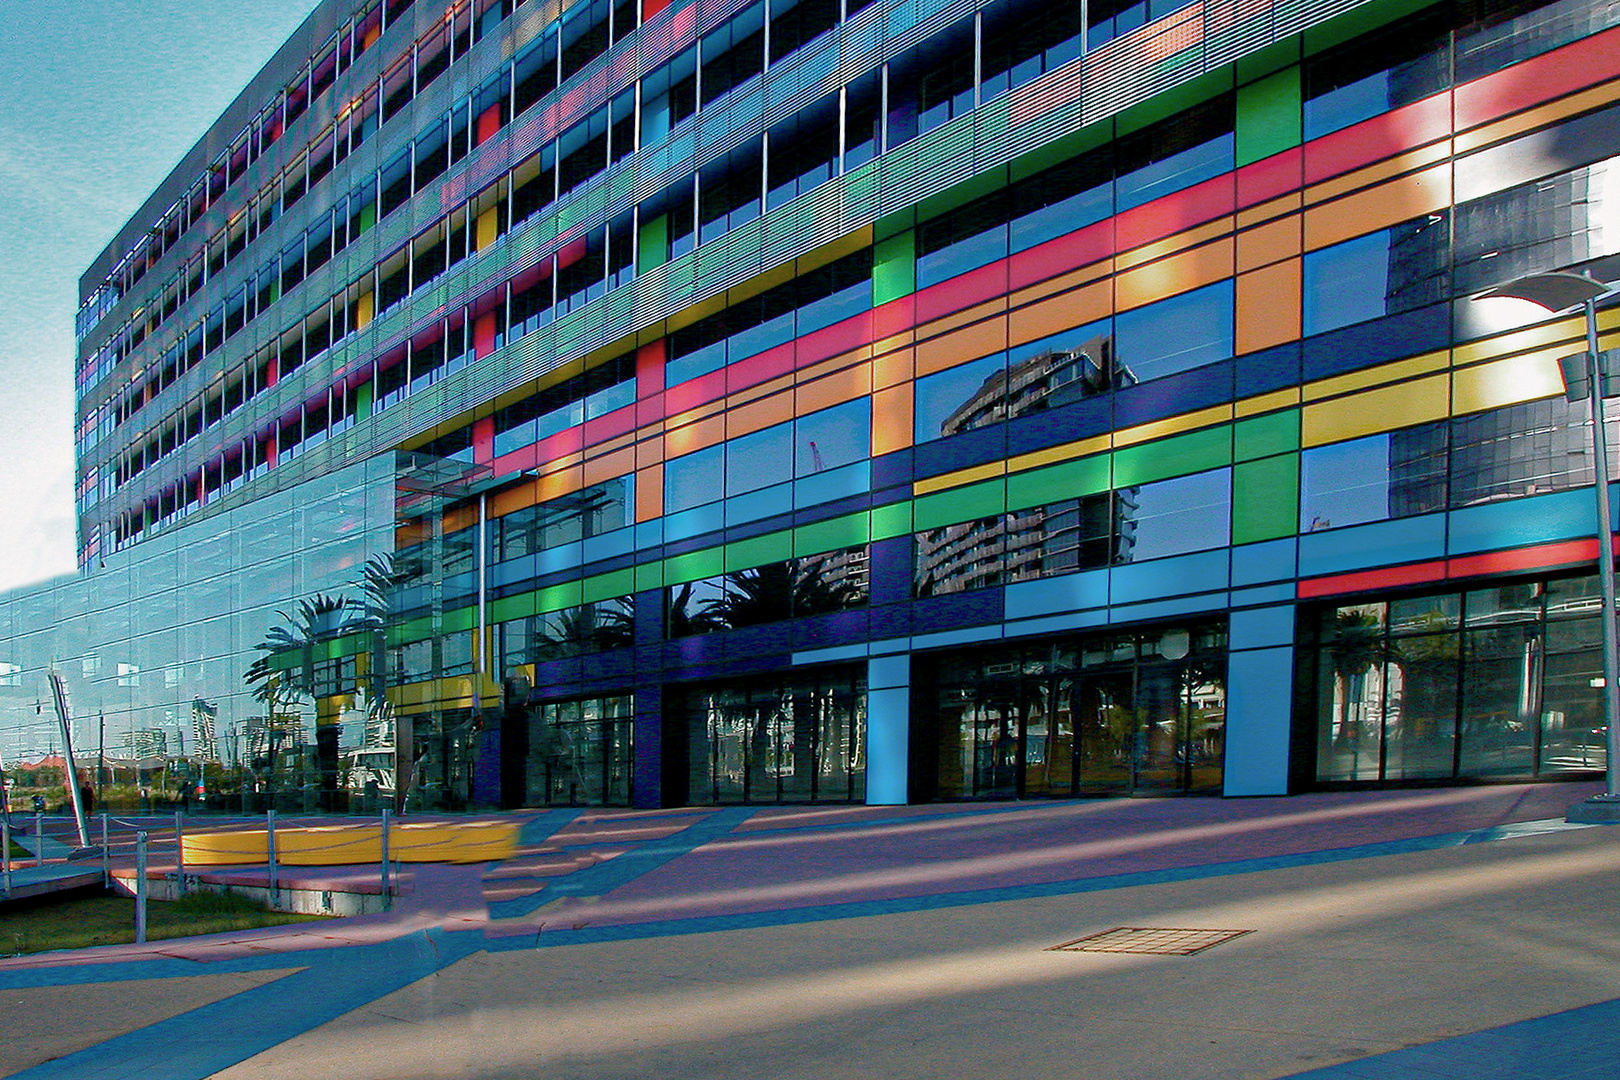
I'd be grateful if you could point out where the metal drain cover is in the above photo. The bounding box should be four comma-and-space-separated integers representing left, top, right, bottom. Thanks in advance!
1047, 927, 1254, 956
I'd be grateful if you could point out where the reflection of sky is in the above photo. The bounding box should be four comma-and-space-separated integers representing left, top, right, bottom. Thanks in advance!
1129, 469, 1231, 561
1300, 435, 1392, 531
796, 399, 869, 474
1115, 280, 1232, 382
1304, 231, 1392, 335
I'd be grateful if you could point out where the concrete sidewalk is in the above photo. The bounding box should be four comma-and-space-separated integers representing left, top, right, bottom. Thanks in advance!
2, 783, 1618, 1079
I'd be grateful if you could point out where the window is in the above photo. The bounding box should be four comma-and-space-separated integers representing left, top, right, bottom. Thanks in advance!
1114, 280, 1232, 383
1300, 425, 1448, 532
1303, 214, 1450, 336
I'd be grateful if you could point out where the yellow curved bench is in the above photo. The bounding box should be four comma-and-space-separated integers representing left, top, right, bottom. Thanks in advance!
182, 820, 518, 867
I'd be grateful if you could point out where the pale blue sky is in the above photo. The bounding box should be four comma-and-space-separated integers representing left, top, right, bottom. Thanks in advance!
0, 0, 322, 592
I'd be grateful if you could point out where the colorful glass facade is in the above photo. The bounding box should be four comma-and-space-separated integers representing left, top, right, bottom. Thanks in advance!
8, 0, 1620, 810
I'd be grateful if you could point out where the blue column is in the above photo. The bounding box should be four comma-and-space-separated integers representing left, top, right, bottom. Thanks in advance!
1223, 603, 1296, 796
866, 653, 910, 805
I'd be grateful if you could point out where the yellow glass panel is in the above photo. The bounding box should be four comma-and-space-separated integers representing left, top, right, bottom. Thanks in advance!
1301, 373, 1449, 446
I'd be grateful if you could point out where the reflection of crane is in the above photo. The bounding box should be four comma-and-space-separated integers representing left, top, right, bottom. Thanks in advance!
808, 440, 825, 473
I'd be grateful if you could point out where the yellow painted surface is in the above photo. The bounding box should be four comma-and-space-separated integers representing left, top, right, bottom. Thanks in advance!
1007, 434, 1112, 474
914, 459, 1005, 496
354, 291, 375, 330
1302, 373, 1449, 446
1113, 403, 1234, 449
1452, 314, 1586, 366
182, 821, 520, 867
475, 206, 499, 251
1304, 349, 1450, 402
1235, 387, 1301, 418
1452, 347, 1568, 415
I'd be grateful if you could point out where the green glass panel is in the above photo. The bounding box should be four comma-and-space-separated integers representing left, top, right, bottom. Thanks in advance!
1235, 37, 1302, 84
582, 567, 635, 604
1233, 409, 1300, 461
795, 512, 870, 556
1007, 454, 1111, 513
1011, 119, 1112, 183
872, 230, 915, 306
537, 580, 584, 614
913, 478, 1005, 532
726, 530, 793, 571
637, 213, 668, 274
917, 166, 1008, 229
665, 547, 723, 585
490, 592, 537, 623
870, 500, 913, 541
634, 560, 664, 592
355, 381, 373, 421
1231, 453, 1300, 545
1236, 67, 1302, 166
1116, 68, 1233, 136
358, 204, 376, 234
442, 605, 476, 632
1112, 426, 1232, 488
1305, 0, 1440, 55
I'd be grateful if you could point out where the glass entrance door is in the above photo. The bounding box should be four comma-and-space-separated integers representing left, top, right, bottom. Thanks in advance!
927, 624, 1226, 799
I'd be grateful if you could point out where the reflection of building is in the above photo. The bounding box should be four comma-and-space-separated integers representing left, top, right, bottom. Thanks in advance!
243, 714, 305, 765
0, 0, 1613, 808
191, 697, 220, 763
917, 338, 1136, 595
124, 729, 166, 759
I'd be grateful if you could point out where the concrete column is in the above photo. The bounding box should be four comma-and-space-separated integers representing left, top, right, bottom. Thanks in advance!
865, 653, 910, 805
1223, 604, 1297, 797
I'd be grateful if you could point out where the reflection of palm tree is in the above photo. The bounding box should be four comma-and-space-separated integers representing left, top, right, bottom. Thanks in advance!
1326, 611, 1392, 772
245, 593, 356, 810
537, 598, 635, 657
703, 558, 864, 629
667, 581, 723, 637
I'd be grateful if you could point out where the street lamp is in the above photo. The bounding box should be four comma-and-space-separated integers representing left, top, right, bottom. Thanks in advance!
1476, 272, 1620, 821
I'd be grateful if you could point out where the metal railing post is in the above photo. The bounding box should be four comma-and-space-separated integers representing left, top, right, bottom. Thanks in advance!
34, 809, 42, 863
266, 809, 278, 909
379, 808, 391, 900
2, 817, 10, 896
100, 812, 109, 887
174, 810, 185, 894
135, 831, 148, 944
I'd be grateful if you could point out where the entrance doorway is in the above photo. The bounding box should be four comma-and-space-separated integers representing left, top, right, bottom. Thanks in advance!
922, 624, 1225, 799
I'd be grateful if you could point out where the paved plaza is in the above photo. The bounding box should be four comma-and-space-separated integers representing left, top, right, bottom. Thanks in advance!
3, 782, 1620, 1079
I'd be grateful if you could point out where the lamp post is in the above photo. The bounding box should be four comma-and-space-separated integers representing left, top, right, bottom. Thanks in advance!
1477, 272, 1620, 821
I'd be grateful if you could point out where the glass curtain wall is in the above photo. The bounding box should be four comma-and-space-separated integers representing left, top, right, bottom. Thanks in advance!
523, 694, 634, 805
923, 624, 1226, 799
676, 666, 866, 804
1306, 574, 1610, 783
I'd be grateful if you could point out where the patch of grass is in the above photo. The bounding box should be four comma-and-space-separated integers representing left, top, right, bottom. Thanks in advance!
1, 889, 326, 956
6, 838, 27, 860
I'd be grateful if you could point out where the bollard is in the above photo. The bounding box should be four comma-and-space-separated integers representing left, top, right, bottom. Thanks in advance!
266, 809, 278, 909
174, 810, 185, 895
379, 808, 391, 899
2, 817, 10, 896
135, 831, 148, 944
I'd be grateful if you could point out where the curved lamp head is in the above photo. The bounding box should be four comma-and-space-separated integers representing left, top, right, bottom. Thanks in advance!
1476, 271, 1614, 314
